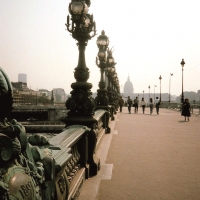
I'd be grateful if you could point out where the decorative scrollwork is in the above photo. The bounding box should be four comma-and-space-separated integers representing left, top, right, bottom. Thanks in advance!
74, 67, 89, 82
57, 175, 66, 194
0, 134, 13, 164
66, 89, 95, 116
95, 90, 109, 106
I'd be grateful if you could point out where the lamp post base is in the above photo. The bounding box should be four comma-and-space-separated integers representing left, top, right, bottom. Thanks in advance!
61, 116, 100, 176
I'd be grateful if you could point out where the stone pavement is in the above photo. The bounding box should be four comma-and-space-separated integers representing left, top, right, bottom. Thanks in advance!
78, 107, 200, 200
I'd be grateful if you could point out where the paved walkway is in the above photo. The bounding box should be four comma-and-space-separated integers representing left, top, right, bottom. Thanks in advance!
79, 107, 200, 200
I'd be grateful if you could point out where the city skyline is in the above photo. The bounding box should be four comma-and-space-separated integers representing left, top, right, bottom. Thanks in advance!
1, 0, 200, 96
11, 72, 199, 96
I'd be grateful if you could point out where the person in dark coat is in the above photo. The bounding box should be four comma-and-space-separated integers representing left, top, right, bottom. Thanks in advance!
133, 96, 139, 113
127, 96, 132, 114
118, 96, 124, 113
181, 98, 191, 121
149, 98, 154, 115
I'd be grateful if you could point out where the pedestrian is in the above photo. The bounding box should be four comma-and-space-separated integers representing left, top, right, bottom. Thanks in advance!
133, 96, 139, 113
149, 98, 154, 114
154, 97, 160, 114
181, 98, 191, 121
127, 96, 132, 114
118, 96, 124, 113
140, 97, 146, 114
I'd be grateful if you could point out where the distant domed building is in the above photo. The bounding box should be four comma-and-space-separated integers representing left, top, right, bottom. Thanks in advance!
123, 76, 134, 98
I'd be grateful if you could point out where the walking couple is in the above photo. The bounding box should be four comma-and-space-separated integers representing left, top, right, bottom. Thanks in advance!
127, 96, 139, 114
149, 97, 160, 115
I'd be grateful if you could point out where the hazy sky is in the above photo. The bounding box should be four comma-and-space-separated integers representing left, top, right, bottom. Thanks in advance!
1, 0, 200, 96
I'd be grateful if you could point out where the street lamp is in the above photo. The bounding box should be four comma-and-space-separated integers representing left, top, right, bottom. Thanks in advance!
106, 48, 116, 96
169, 73, 173, 102
64, 0, 96, 119
154, 85, 157, 101
113, 72, 119, 113
148, 85, 150, 100
64, 0, 101, 177
95, 30, 109, 108
106, 48, 116, 120
159, 75, 162, 101
180, 59, 185, 103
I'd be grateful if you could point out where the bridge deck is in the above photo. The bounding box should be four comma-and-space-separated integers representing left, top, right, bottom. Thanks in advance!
78, 107, 200, 200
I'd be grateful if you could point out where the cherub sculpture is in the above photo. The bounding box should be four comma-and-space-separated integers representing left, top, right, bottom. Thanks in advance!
0, 68, 54, 199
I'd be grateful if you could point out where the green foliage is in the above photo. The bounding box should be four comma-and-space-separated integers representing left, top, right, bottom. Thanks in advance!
38, 96, 51, 105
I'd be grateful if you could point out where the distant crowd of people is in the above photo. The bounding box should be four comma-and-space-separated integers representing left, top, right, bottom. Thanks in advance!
118, 96, 191, 121
118, 96, 161, 115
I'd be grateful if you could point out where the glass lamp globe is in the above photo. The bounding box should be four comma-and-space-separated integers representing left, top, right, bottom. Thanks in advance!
96, 30, 109, 49
111, 67, 116, 73
107, 66, 111, 72
69, 2, 88, 15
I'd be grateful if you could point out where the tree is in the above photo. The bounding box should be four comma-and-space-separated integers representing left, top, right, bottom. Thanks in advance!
38, 96, 51, 105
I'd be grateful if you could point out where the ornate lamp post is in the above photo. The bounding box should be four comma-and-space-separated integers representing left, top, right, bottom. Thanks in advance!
95, 30, 109, 109
64, 0, 96, 120
169, 73, 173, 102
106, 48, 116, 120
154, 85, 157, 100
159, 75, 162, 101
148, 85, 150, 100
63, 0, 99, 176
180, 59, 185, 103
113, 72, 119, 113
106, 48, 116, 102
110, 68, 117, 114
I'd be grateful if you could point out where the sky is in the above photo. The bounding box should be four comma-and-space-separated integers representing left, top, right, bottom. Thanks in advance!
0, 0, 200, 97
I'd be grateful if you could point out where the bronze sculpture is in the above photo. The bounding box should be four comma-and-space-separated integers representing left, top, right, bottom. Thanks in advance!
0, 68, 56, 199
0, 67, 101, 199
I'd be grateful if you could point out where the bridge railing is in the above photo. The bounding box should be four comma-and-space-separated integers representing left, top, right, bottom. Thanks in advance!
160, 102, 200, 116
0, 107, 114, 200
190, 104, 200, 115
48, 125, 90, 200
1, 66, 115, 199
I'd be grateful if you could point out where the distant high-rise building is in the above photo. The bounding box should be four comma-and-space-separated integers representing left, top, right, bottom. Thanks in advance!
53, 88, 67, 102
18, 73, 27, 83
